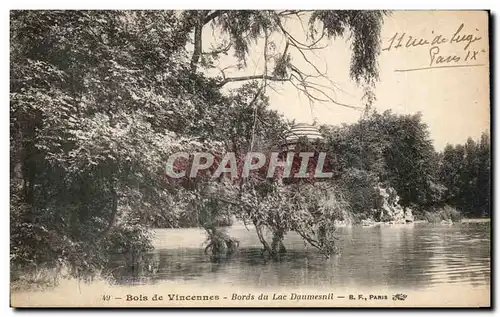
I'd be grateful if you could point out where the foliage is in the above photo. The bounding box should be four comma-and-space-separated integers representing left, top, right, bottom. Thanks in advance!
309, 10, 387, 85
236, 181, 347, 258
423, 205, 463, 223
322, 111, 489, 221
10, 10, 224, 276
439, 133, 490, 217
322, 110, 443, 208
336, 168, 379, 223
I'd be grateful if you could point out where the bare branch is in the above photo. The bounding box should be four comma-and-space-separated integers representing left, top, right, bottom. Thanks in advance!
289, 41, 328, 78
274, 15, 327, 50
294, 228, 331, 259
191, 10, 229, 72
277, 10, 309, 17
216, 65, 237, 81
288, 71, 363, 111
218, 74, 290, 87
202, 42, 232, 56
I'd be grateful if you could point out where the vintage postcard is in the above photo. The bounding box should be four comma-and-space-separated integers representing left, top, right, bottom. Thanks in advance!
10, 10, 491, 308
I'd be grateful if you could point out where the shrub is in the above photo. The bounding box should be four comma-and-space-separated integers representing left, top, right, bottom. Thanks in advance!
422, 211, 441, 223
423, 205, 463, 223
440, 205, 463, 222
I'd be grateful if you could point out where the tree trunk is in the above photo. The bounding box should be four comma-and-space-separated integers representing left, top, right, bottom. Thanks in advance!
271, 230, 286, 254
96, 177, 118, 241
190, 14, 203, 72
253, 220, 273, 256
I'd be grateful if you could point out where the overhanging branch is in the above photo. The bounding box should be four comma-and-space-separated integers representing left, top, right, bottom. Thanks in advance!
203, 10, 226, 25
218, 74, 290, 87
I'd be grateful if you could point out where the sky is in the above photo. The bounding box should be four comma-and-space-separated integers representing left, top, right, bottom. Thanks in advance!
207, 11, 490, 150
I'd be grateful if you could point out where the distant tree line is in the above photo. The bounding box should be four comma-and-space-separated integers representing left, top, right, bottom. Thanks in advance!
321, 110, 490, 220
439, 133, 491, 217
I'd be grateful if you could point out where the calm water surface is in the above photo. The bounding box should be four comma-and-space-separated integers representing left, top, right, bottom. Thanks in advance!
110, 222, 490, 290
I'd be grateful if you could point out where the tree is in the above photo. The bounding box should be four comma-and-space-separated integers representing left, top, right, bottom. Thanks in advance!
10, 10, 224, 274
184, 10, 387, 108
321, 110, 444, 216
234, 181, 346, 259
439, 132, 490, 217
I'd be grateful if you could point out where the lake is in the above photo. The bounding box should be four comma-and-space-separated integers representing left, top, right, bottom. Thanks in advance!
11, 220, 491, 307
110, 221, 491, 291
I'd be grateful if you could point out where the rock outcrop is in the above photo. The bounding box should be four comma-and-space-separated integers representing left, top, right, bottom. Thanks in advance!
373, 183, 414, 224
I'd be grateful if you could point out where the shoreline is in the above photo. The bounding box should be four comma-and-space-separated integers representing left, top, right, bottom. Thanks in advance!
168, 217, 491, 230
359, 218, 491, 227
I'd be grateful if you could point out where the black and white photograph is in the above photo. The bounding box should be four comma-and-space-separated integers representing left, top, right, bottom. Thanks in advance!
9, 9, 491, 308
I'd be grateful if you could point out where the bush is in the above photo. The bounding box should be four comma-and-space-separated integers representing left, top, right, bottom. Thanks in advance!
422, 212, 440, 223
11, 194, 154, 284
441, 205, 463, 222
423, 205, 463, 223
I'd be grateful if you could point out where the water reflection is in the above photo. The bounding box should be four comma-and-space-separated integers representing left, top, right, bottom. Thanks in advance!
108, 222, 490, 290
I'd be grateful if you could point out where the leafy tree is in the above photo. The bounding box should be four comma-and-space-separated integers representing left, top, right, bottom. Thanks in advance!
322, 110, 444, 215
10, 10, 223, 274
439, 132, 490, 217
235, 181, 346, 258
